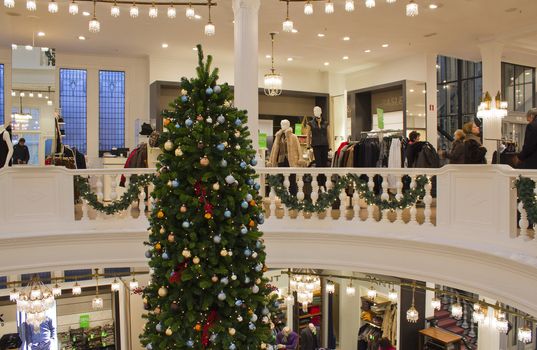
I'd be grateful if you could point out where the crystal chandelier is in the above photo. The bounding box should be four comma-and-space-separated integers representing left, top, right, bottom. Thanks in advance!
129, 277, 139, 290
324, 0, 334, 14
204, 1, 215, 36
69, 0, 78, 14
130, 3, 139, 18
451, 301, 463, 320
388, 287, 398, 302
495, 310, 508, 334
89, 0, 100, 33
9, 288, 20, 301
111, 279, 121, 292
4, 0, 14, 8
346, 282, 356, 296
26, 0, 36, 11
406, 0, 418, 16
289, 271, 320, 311
472, 302, 486, 324
431, 296, 441, 311
72, 282, 82, 295
92, 269, 104, 310
518, 326, 532, 344
406, 282, 419, 323
477, 91, 508, 119
282, 1, 293, 32
52, 284, 62, 297
386, 0, 396, 3
111, 2, 120, 17
48, 0, 58, 13
367, 285, 377, 300
148, 3, 158, 18
167, 5, 176, 18
14, 276, 55, 330
365, 0, 375, 8
326, 281, 335, 294
185, 3, 195, 19
264, 33, 283, 97
345, 0, 355, 12
304, 1, 313, 15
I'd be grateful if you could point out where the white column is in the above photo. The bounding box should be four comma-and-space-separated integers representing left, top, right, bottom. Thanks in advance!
479, 42, 504, 163
477, 297, 501, 349
426, 53, 438, 148
424, 282, 436, 319
232, 0, 260, 153
328, 72, 347, 150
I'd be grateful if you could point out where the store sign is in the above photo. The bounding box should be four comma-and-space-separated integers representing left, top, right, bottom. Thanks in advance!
259, 133, 267, 149
294, 123, 303, 136
377, 108, 384, 129
79, 314, 90, 328
372, 88, 403, 113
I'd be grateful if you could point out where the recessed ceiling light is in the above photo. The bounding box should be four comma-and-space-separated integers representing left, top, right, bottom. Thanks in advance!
382, 43, 389, 48
343, 36, 350, 41
292, 29, 298, 33
429, 4, 438, 9
409, 89, 415, 92
287, 57, 293, 62
192, 47, 198, 51
317, 33, 325, 38
78, 35, 86, 40
37, 31, 45, 37
342, 56, 349, 60
82, 11, 90, 16
323, 62, 330, 66
265, 54, 271, 59
161, 43, 169, 48
364, 49, 371, 53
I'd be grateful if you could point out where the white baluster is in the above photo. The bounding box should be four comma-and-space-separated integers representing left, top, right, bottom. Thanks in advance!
518, 201, 530, 241
311, 175, 319, 204
366, 174, 375, 222
380, 174, 390, 224
353, 181, 361, 221
137, 186, 146, 222
423, 175, 433, 226
327, 175, 335, 220
110, 174, 118, 201
269, 184, 276, 218
408, 175, 418, 226
283, 174, 291, 218
148, 183, 155, 220
297, 174, 307, 219
95, 175, 105, 219
124, 175, 133, 219
395, 175, 404, 224
81, 199, 89, 221
338, 177, 347, 220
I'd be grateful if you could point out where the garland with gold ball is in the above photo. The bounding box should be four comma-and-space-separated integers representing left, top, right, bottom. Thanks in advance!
515, 176, 537, 222
75, 174, 156, 215
266, 174, 429, 213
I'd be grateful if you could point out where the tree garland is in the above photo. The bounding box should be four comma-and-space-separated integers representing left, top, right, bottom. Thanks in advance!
75, 174, 156, 215
266, 174, 429, 214
515, 176, 537, 222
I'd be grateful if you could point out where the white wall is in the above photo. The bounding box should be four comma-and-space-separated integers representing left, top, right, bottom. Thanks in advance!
0, 47, 12, 126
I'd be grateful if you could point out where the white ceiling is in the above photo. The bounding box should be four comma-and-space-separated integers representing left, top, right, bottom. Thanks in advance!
2, 0, 537, 74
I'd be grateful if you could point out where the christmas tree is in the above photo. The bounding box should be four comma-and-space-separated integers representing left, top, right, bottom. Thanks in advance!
141, 46, 278, 350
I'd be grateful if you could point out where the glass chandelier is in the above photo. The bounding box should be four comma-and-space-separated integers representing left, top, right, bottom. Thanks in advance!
326, 281, 335, 294
365, 0, 375, 8
69, 0, 78, 14
324, 0, 334, 14
185, 3, 195, 19
282, 0, 293, 32
204, 1, 215, 36
4, 0, 14, 8
388, 286, 398, 302
111, 278, 121, 292
167, 5, 176, 18
406, 0, 418, 16
451, 300, 463, 320
72, 282, 82, 295
148, 3, 158, 18
367, 285, 377, 300
406, 282, 419, 323
89, 0, 100, 33
495, 310, 508, 334
48, 0, 58, 13
14, 276, 55, 330
289, 271, 320, 311
92, 269, 104, 310
477, 91, 508, 119
346, 282, 356, 296
52, 283, 62, 297
304, 1, 313, 15
130, 2, 139, 18
518, 325, 532, 344
472, 301, 486, 324
345, 0, 355, 12
110, 2, 120, 17
26, 0, 36, 11
431, 295, 441, 311
264, 33, 283, 97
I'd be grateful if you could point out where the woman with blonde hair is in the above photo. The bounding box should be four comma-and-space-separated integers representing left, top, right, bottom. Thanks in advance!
446, 129, 466, 164
463, 122, 487, 164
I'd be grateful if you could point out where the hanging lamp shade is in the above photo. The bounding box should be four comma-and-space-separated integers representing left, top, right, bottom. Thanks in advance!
264, 33, 282, 97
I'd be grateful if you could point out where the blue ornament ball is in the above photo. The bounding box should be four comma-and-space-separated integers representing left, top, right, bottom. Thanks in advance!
255, 263, 263, 272
241, 201, 249, 209
240, 226, 248, 235
172, 180, 179, 188
213, 85, 222, 94
220, 159, 228, 168
218, 291, 226, 301
251, 158, 258, 166
258, 218, 265, 224
225, 175, 236, 184
258, 213, 265, 220
240, 161, 247, 169
162, 252, 169, 260
249, 323, 256, 331
274, 301, 281, 308
182, 221, 190, 228
244, 248, 252, 256
246, 178, 254, 186
229, 344, 236, 350
262, 307, 270, 315
217, 115, 226, 124
234, 119, 242, 127
156, 323, 162, 332
206, 87, 214, 95
235, 299, 243, 307
254, 183, 261, 190
213, 235, 222, 243
145, 250, 152, 258
220, 277, 229, 285
186, 340, 194, 348
185, 118, 193, 127
175, 123, 181, 129
246, 194, 253, 202
181, 95, 188, 103
224, 210, 232, 218
256, 240, 262, 249
217, 143, 225, 151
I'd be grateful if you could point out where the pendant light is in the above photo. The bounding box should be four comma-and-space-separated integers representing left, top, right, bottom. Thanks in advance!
406, 282, 419, 323
431, 293, 441, 311
367, 285, 377, 300
48, 0, 58, 13
110, 1, 120, 17
263, 32, 283, 97
365, 0, 375, 8
406, 0, 418, 16
69, 0, 78, 14
129, 276, 139, 290
72, 281, 82, 295
326, 280, 335, 294
92, 269, 104, 310
324, 0, 334, 14
386, 0, 396, 3
148, 2, 158, 18
26, 0, 36, 11
451, 296, 463, 320
285, 271, 294, 305
185, 2, 195, 19
345, 0, 355, 12
388, 285, 398, 302
282, 0, 293, 33
167, 4, 176, 18
495, 304, 508, 334
111, 278, 121, 292
346, 281, 356, 296
129, 2, 139, 18
4, 0, 14, 8
518, 321, 532, 344
52, 283, 62, 297
304, 0, 313, 15
9, 288, 19, 301
204, 0, 215, 36
89, 0, 100, 33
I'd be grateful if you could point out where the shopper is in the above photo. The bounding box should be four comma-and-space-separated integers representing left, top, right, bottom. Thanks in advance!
405, 130, 421, 167
446, 129, 466, 164
12, 138, 30, 165
462, 122, 487, 164
515, 108, 537, 169
378, 337, 396, 350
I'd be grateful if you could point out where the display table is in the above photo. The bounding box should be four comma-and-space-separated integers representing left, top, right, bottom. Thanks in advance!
103, 156, 127, 201
419, 327, 462, 350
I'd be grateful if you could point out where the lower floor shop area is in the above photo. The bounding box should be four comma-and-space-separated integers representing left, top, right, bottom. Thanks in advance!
0, 268, 532, 350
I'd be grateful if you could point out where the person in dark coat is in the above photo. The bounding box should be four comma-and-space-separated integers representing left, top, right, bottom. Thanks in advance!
300, 323, 319, 350
446, 129, 465, 164
462, 122, 487, 164
516, 108, 537, 169
12, 138, 30, 164
405, 131, 421, 167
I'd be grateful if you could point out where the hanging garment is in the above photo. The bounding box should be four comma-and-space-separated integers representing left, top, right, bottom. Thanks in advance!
387, 138, 402, 189
0, 129, 12, 168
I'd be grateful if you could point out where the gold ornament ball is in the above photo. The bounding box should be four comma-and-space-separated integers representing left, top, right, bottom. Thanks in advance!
154, 306, 161, 315
159, 227, 165, 234
194, 323, 201, 331
220, 249, 228, 257
164, 140, 174, 151
228, 328, 236, 336
180, 205, 187, 213
235, 131, 241, 137
256, 278, 261, 284
261, 343, 267, 349
182, 249, 191, 258
180, 89, 187, 96
200, 156, 210, 167
157, 211, 164, 219
175, 148, 183, 157
211, 275, 218, 282
193, 256, 200, 264
165, 328, 173, 336
212, 182, 220, 191
167, 234, 175, 242
158, 287, 168, 297
155, 242, 162, 251
143, 297, 148, 304
204, 213, 212, 220
163, 118, 171, 126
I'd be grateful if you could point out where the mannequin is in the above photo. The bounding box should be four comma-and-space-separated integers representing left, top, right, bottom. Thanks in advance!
308, 106, 329, 167
276, 326, 298, 350
300, 323, 319, 350
269, 120, 304, 168
0, 125, 14, 169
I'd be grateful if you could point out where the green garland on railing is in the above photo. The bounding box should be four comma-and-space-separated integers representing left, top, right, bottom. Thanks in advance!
514, 176, 537, 222
75, 174, 156, 215
266, 174, 429, 214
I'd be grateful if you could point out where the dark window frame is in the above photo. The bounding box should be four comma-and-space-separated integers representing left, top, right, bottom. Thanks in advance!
60, 68, 88, 154
501, 62, 536, 113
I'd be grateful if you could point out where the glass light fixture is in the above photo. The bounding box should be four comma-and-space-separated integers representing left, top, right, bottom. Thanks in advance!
15, 277, 55, 330
346, 282, 356, 296
282, 1, 293, 32
47, 100, 53, 106
11, 91, 17, 97
167, 5, 176, 18
185, 4, 195, 19
388, 287, 398, 302
26, 0, 36, 11
92, 268, 104, 310
204, 2, 215, 36
386, 0, 396, 3
20, 92, 26, 97
365, 0, 375, 8
130, 2, 139, 18
304, 1, 313, 15
110, 2, 120, 17
37, 92, 43, 98
477, 91, 508, 119
406, 282, 419, 323
111, 279, 121, 292
4, 0, 14, 8
451, 301, 463, 320
69, 0, 78, 15
496, 311, 508, 334
48, 0, 58, 13
72, 282, 82, 295
52, 284, 62, 297
518, 326, 532, 344
367, 285, 377, 300
9, 288, 19, 301
345, 0, 355, 12
326, 281, 335, 294
129, 277, 139, 290
324, 0, 334, 14
406, 0, 418, 16
89, 0, 100, 32
148, 4, 158, 18
431, 296, 441, 311
472, 304, 485, 324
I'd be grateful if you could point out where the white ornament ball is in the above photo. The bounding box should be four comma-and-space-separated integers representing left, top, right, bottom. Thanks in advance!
182, 249, 192, 258
164, 140, 174, 151
262, 316, 269, 324
181, 89, 188, 96
231, 274, 237, 281
228, 328, 236, 336
175, 148, 183, 156
228, 250, 233, 257
251, 252, 258, 259
212, 182, 220, 191
237, 315, 243, 322
165, 328, 173, 336
193, 256, 200, 264
158, 287, 168, 297
235, 145, 241, 150
235, 131, 241, 137
252, 285, 260, 294
261, 343, 267, 350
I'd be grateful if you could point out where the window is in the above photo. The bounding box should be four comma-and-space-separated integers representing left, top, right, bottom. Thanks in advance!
99, 70, 125, 152
60, 69, 87, 153
104, 267, 131, 277
0, 276, 6, 290
64, 269, 92, 282
0, 64, 4, 126
437, 56, 482, 150
502, 62, 535, 113
21, 272, 52, 284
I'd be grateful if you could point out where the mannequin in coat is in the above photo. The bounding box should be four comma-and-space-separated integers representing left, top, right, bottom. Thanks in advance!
269, 120, 304, 167
0, 125, 14, 169
300, 323, 319, 350
307, 106, 329, 167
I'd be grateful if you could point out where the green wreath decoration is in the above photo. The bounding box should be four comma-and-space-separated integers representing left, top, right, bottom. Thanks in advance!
515, 176, 537, 222
75, 174, 156, 215
267, 174, 429, 214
